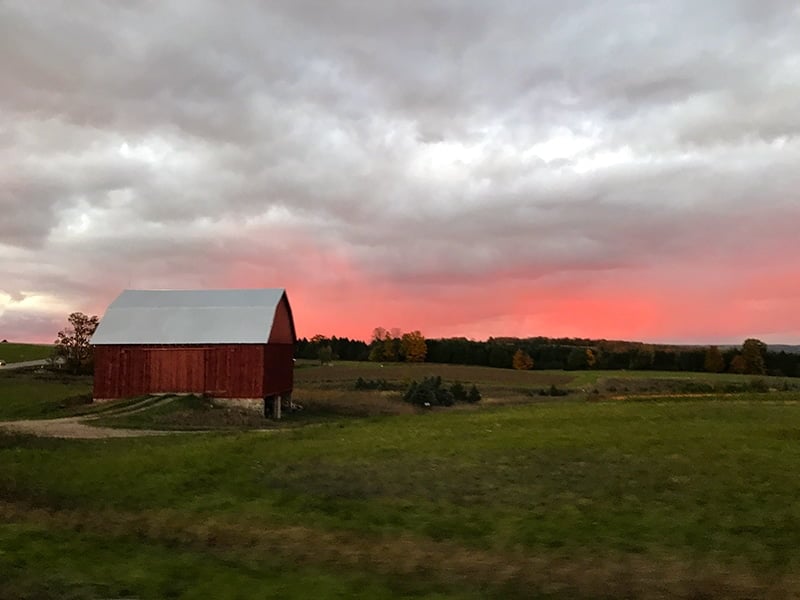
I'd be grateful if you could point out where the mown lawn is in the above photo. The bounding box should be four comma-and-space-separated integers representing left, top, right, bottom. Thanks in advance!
0, 342, 53, 363
4, 397, 800, 597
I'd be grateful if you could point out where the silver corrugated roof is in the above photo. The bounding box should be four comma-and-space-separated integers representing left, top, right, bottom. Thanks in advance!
91, 289, 288, 345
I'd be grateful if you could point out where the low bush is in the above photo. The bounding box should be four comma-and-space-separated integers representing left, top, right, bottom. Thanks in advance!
747, 378, 770, 393
676, 381, 714, 394
538, 384, 569, 397
403, 376, 481, 407
353, 377, 400, 391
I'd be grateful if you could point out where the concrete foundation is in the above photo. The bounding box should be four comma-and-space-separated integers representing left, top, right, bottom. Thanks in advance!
212, 397, 264, 412
95, 394, 290, 421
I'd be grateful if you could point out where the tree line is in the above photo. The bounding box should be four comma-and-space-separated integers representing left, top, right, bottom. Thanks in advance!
297, 327, 800, 377
296, 328, 427, 364
55, 310, 799, 378
296, 332, 799, 376
425, 336, 799, 376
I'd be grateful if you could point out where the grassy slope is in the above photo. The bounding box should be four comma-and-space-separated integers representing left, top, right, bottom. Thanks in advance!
0, 342, 53, 363
4, 398, 800, 597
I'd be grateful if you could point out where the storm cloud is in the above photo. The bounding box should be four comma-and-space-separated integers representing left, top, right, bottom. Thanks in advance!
1, 0, 799, 343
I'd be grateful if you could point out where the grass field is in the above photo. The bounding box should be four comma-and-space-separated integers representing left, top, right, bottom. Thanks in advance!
4, 363, 800, 597
0, 370, 93, 420
0, 342, 53, 363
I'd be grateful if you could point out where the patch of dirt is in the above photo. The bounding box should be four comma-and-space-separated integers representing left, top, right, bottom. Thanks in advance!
0, 417, 173, 439
0, 396, 188, 439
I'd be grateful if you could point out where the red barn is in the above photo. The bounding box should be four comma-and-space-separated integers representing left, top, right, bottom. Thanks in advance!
91, 289, 295, 418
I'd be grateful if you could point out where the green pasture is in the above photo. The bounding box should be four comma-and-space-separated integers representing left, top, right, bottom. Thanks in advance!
0, 342, 53, 363
0, 371, 92, 420
4, 393, 800, 597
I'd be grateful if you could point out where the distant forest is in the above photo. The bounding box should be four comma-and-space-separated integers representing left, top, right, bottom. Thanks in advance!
295, 334, 800, 377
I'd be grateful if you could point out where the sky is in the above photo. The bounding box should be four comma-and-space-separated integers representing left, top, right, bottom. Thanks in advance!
1, 1, 799, 345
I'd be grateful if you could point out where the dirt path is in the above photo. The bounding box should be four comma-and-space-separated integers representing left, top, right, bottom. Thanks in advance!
0, 396, 183, 439
0, 417, 174, 439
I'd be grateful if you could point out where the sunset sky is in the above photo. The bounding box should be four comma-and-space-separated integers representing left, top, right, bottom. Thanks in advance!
1, 1, 799, 344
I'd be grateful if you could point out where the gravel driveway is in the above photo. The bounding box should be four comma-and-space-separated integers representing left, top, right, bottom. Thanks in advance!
0, 396, 182, 439
0, 417, 173, 439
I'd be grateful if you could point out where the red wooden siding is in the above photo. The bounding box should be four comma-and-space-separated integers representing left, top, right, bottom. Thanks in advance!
268, 295, 295, 344
264, 344, 294, 396
93, 344, 283, 400
149, 348, 205, 393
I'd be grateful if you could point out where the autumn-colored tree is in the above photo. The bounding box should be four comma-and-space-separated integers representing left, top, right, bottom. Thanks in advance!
729, 354, 747, 374
401, 330, 427, 362
368, 327, 402, 362
703, 346, 725, 373
382, 332, 399, 361
585, 348, 597, 368
512, 349, 534, 370
54, 312, 99, 374
742, 338, 767, 375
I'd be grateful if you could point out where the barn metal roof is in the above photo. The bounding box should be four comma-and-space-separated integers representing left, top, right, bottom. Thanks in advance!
91, 289, 289, 345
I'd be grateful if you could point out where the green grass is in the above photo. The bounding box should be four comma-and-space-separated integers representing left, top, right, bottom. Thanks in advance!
4, 397, 800, 597
0, 371, 92, 420
4, 363, 800, 596
0, 521, 475, 600
562, 368, 796, 388
0, 342, 53, 363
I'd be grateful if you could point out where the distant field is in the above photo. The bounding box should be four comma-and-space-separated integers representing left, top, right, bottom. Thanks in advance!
297, 360, 798, 388
0, 342, 53, 363
296, 361, 800, 403
4, 398, 800, 597
0, 371, 92, 420
295, 360, 573, 390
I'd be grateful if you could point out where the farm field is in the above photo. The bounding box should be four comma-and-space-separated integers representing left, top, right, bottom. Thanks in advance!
0, 342, 53, 364
295, 359, 799, 389
3, 363, 800, 597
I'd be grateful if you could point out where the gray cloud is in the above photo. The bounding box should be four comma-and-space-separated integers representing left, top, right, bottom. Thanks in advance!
1, 0, 799, 341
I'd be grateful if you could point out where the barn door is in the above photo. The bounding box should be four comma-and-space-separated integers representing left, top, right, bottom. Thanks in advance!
147, 348, 205, 393
203, 347, 232, 396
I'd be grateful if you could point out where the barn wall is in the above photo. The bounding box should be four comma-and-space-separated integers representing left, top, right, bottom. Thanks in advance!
149, 347, 205, 394
264, 343, 294, 396
94, 344, 276, 400
205, 345, 265, 398
268, 295, 296, 344
94, 345, 150, 399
